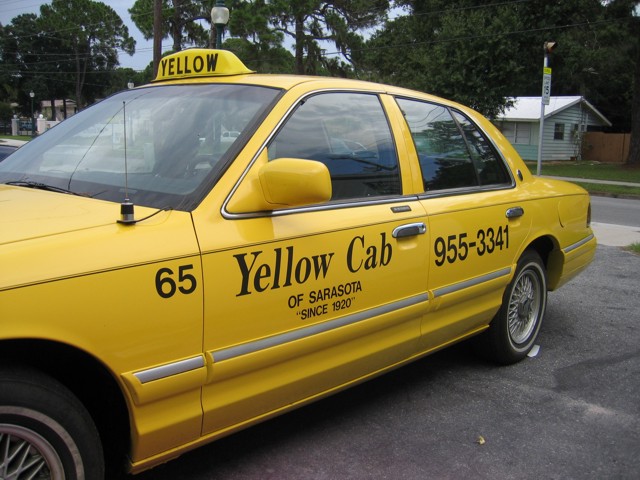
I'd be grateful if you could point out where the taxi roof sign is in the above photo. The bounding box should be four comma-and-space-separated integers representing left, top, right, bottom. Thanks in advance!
153, 49, 254, 82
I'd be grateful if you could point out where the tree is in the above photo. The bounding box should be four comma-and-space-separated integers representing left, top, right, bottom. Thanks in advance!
1, 13, 68, 116
605, 0, 640, 165
359, 0, 638, 126
264, 0, 390, 74
360, 0, 529, 117
223, 38, 295, 73
130, 1, 390, 76
38, 0, 135, 107
130, 0, 213, 53
631, 16, 640, 165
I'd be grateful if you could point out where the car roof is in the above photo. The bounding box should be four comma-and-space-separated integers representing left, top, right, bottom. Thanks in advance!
148, 48, 464, 112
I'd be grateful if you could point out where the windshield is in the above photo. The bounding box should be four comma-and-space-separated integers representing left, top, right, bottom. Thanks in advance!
0, 84, 281, 211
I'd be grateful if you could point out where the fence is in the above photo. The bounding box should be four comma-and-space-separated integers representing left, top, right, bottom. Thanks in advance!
582, 132, 630, 163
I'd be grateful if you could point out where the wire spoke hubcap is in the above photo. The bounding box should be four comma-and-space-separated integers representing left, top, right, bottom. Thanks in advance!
508, 270, 541, 345
0, 425, 61, 480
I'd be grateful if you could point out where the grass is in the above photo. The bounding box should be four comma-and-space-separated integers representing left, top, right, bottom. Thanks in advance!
525, 161, 640, 182
525, 161, 640, 198
570, 182, 640, 197
626, 243, 640, 255
0, 134, 32, 142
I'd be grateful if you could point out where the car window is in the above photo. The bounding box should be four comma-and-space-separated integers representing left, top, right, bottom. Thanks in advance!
451, 111, 511, 186
0, 84, 281, 211
268, 92, 401, 201
396, 98, 510, 192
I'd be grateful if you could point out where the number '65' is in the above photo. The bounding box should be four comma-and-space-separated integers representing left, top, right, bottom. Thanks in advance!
155, 265, 197, 298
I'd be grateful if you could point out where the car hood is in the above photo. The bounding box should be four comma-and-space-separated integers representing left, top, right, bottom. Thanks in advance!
0, 185, 118, 245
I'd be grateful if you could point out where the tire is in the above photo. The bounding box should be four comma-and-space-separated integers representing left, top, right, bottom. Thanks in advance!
476, 250, 547, 365
0, 366, 105, 480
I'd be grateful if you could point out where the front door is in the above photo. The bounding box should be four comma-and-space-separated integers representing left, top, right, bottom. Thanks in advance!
193, 91, 430, 434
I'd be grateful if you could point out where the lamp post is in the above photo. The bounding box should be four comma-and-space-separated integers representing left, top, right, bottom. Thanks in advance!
29, 91, 35, 136
127, 80, 134, 89
536, 41, 557, 176
211, 0, 229, 50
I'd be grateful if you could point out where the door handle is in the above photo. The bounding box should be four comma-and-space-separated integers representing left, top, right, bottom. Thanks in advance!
506, 207, 524, 218
392, 222, 427, 238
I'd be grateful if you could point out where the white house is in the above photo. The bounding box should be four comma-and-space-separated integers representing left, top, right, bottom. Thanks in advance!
494, 96, 611, 161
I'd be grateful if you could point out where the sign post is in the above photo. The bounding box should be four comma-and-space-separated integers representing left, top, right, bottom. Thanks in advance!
536, 42, 557, 176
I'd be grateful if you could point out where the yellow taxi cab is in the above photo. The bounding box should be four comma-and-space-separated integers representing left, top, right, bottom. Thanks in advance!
0, 49, 595, 478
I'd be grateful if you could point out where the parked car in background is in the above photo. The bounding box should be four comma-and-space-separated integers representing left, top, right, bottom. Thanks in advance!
0, 49, 596, 479
221, 130, 240, 142
0, 144, 18, 162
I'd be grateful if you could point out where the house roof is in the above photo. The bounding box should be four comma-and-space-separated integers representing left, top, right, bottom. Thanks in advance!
499, 96, 611, 127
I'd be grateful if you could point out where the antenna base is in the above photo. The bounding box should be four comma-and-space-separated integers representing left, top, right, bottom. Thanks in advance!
118, 201, 136, 225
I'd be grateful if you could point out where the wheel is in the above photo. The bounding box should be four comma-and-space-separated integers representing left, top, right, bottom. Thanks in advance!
0, 366, 105, 480
476, 250, 547, 364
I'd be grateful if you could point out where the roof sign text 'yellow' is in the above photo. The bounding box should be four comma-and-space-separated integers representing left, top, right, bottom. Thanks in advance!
153, 49, 254, 82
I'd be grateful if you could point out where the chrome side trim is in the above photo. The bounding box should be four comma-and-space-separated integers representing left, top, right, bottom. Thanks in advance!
433, 267, 512, 298
563, 234, 595, 254
224, 195, 423, 220
133, 356, 205, 384
211, 293, 429, 363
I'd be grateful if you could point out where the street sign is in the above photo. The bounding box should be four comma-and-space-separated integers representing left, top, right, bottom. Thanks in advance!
541, 67, 552, 105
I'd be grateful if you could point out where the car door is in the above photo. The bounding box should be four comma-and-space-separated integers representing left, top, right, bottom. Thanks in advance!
192, 91, 430, 435
394, 97, 532, 349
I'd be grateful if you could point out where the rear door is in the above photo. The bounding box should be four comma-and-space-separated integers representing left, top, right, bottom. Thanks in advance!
394, 97, 532, 349
193, 90, 429, 435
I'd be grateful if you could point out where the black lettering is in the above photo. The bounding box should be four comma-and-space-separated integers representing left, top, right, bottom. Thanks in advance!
206, 53, 219, 72
283, 246, 294, 287
295, 257, 311, 284
273, 247, 282, 289
234, 251, 262, 296
347, 235, 364, 273
194, 56, 204, 72
312, 253, 333, 279
254, 264, 271, 293
380, 232, 392, 266
364, 245, 377, 270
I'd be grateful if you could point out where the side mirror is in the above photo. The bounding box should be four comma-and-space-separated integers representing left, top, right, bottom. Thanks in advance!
227, 158, 332, 213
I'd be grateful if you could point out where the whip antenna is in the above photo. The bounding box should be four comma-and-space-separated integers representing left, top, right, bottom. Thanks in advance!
119, 100, 135, 224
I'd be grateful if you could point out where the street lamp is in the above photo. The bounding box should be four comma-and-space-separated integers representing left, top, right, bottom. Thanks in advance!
29, 91, 35, 136
211, 0, 229, 50
127, 80, 134, 89
536, 41, 557, 176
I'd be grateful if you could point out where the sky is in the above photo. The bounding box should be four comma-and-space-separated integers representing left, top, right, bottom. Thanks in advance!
0, 0, 158, 70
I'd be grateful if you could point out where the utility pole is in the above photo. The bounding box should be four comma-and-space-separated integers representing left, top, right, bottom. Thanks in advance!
153, 0, 162, 78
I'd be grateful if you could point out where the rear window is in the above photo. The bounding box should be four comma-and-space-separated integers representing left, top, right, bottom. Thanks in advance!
395, 98, 511, 192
